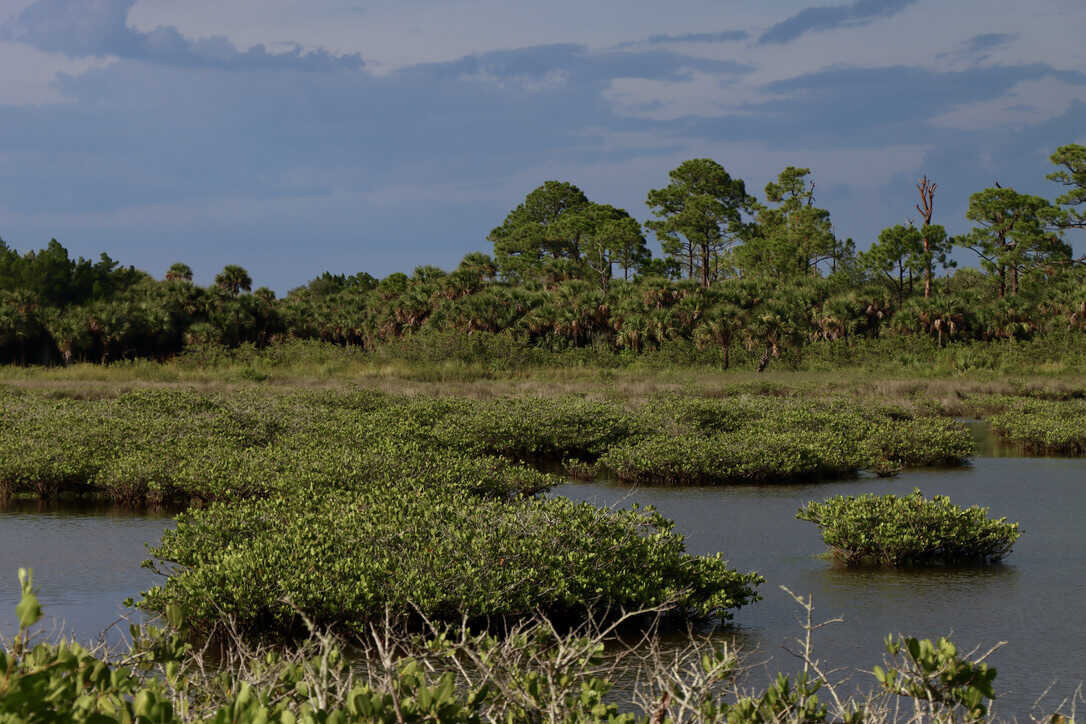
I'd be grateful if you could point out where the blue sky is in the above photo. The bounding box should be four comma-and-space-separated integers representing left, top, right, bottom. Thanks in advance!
1, 0, 1083, 292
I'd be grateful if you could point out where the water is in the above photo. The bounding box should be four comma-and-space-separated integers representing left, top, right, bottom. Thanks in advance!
552, 456, 1086, 715
0, 431, 1082, 715
0, 500, 175, 644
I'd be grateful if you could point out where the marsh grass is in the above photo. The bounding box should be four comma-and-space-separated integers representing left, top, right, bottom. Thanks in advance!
5, 361, 1084, 414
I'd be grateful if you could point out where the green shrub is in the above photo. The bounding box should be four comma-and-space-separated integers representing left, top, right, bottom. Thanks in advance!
0, 389, 560, 504
797, 489, 1020, 567
9, 569, 1081, 723
0, 396, 117, 497
429, 396, 648, 461
142, 489, 762, 635
874, 635, 998, 721
0, 389, 978, 503
640, 396, 762, 434
863, 418, 975, 470
985, 397, 1086, 455
599, 431, 862, 485
598, 401, 971, 485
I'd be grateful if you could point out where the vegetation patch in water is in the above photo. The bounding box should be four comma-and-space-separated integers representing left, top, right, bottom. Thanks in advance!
797, 489, 1020, 567
0, 389, 975, 503
599, 431, 862, 485
598, 401, 972, 485
0, 389, 560, 503
429, 396, 648, 461
983, 396, 1086, 455
141, 490, 762, 635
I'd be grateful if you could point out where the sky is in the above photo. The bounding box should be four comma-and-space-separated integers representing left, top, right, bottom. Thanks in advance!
0, 0, 1084, 293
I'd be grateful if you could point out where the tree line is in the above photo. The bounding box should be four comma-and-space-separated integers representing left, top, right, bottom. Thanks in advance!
1, 144, 1083, 368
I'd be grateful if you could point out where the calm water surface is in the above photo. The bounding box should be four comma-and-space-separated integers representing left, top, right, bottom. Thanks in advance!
0, 431, 1082, 715
552, 456, 1086, 715
0, 500, 174, 642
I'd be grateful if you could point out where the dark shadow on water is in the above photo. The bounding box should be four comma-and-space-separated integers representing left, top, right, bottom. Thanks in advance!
0, 496, 181, 518
961, 418, 1069, 459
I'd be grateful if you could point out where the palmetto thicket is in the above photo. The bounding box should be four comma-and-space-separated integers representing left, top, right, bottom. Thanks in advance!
2, 146, 1084, 367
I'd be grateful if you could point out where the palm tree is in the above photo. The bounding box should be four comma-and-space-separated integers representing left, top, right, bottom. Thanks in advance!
214, 265, 252, 296
43, 307, 92, 364
1067, 299, 1086, 331
165, 262, 194, 282
392, 287, 432, 331
440, 270, 480, 300
1, 290, 40, 364
694, 303, 741, 369
894, 297, 951, 345
457, 251, 498, 282
614, 313, 649, 353
813, 293, 863, 342
741, 293, 803, 372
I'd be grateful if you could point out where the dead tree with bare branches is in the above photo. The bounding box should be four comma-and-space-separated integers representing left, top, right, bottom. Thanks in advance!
916, 175, 937, 298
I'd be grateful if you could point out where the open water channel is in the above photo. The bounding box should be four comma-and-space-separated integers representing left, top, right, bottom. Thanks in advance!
1, 424, 1083, 716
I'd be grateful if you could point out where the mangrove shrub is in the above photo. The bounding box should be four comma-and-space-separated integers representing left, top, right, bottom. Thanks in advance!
142, 490, 762, 635
797, 489, 1020, 566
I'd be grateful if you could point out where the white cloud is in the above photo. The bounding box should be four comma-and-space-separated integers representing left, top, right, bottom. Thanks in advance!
0, 40, 110, 104
603, 69, 786, 120
626, 0, 1085, 95
458, 67, 569, 93
931, 77, 1086, 130
593, 0, 1086, 127
15, 0, 1084, 97
125, 0, 792, 72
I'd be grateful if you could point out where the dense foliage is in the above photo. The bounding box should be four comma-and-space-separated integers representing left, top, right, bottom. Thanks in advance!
4, 570, 1056, 723
600, 399, 973, 483
0, 388, 974, 502
797, 490, 1021, 567
142, 491, 761, 634
983, 395, 1086, 455
2, 145, 1084, 370
0, 388, 554, 503
0, 388, 773, 631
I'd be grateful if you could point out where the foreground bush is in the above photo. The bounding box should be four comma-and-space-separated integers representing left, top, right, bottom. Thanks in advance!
9, 570, 1077, 723
141, 490, 762, 635
797, 489, 1020, 566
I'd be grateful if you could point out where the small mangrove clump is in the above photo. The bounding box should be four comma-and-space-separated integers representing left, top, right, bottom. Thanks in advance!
983, 395, 1086, 456
797, 489, 1020, 567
